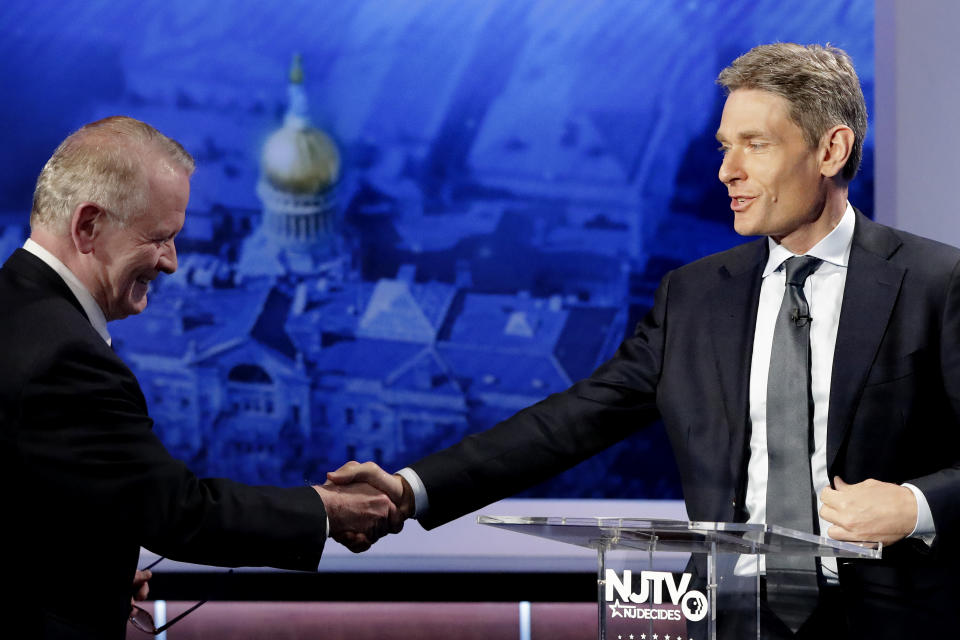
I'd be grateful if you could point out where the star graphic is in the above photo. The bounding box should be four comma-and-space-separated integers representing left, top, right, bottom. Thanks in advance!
653, 635, 659, 640
641, 635, 647, 640
609, 602, 624, 618
665, 636, 671, 640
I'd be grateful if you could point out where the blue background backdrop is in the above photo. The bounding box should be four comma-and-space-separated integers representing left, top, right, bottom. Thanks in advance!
0, 0, 874, 501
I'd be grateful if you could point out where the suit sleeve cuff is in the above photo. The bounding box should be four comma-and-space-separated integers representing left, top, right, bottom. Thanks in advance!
902, 482, 936, 544
396, 467, 429, 519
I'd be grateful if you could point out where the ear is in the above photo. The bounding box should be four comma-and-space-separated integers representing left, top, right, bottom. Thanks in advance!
70, 203, 107, 254
819, 125, 854, 179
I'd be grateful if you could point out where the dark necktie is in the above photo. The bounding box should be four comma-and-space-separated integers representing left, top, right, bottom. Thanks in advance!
765, 255, 823, 633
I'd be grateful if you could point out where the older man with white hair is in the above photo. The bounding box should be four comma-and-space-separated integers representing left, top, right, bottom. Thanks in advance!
0, 116, 399, 639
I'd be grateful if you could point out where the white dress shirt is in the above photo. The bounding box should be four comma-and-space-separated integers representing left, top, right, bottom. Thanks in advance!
738, 202, 932, 577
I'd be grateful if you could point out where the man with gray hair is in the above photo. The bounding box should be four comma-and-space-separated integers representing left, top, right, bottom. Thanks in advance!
335, 43, 960, 637
0, 116, 399, 639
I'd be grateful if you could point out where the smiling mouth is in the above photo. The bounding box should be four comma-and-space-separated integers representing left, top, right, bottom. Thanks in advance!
729, 196, 755, 212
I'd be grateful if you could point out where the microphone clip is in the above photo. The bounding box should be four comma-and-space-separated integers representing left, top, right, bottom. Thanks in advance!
791, 308, 812, 327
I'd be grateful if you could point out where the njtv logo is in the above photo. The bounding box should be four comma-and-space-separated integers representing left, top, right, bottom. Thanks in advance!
605, 570, 708, 622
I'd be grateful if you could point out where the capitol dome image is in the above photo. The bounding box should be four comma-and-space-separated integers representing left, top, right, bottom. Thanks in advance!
239, 54, 346, 277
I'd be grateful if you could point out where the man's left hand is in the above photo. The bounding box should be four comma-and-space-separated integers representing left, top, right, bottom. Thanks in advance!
132, 569, 151, 604
819, 477, 917, 546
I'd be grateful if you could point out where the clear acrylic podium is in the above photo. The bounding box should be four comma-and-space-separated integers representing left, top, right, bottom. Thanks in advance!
479, 516, 881, 640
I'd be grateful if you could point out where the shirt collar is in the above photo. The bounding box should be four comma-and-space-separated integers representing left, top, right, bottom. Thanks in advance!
762, 201, 855, 278
23, 238, 112, 346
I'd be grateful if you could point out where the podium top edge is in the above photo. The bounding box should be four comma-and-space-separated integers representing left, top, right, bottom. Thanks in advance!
476, 515, 882, 557
477, 514, 762, 531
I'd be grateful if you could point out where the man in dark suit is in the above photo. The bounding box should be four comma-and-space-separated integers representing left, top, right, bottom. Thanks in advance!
331, 44, 960, 637
0, 116, 399, 639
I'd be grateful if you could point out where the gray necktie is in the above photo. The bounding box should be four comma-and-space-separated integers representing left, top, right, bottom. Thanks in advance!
765, 255, 823, 633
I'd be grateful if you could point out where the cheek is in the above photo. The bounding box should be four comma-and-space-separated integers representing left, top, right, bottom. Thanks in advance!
763, 169, 795, 204
134, 250, 160, 273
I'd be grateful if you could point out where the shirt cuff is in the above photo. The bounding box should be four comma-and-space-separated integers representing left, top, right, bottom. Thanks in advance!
902, 482, 936, 544
396, 467, 429, 519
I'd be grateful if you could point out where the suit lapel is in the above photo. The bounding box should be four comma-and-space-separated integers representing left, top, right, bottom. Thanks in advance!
709, 239, 767, 485
827, 213, 904, 470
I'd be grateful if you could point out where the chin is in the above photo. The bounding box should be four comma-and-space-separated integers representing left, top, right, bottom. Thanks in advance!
122, 299, 149, 318
732, 220, 758, 237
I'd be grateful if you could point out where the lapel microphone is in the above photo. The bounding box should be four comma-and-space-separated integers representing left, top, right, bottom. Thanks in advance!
791, 308, 812, 327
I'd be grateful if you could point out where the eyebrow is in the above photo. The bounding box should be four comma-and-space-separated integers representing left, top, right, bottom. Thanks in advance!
716, 129, 770, 143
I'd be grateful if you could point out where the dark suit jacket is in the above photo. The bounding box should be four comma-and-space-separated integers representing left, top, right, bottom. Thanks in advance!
410, 212, 960, 627
0, 249, 328, 639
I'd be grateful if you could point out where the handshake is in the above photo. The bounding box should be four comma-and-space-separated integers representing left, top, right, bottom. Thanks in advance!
312, 461, 414, 552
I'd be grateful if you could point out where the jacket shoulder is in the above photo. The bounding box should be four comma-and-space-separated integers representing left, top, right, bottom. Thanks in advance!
0, 257, 110, 387
856, 215, 960, 276
670, 237, 767, 281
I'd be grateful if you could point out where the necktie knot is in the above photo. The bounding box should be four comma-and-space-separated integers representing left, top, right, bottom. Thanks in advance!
783, 255, 823, 287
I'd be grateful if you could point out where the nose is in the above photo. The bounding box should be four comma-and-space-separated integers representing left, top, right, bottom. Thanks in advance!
158, 240, 177, 274
718, 148, 745, 185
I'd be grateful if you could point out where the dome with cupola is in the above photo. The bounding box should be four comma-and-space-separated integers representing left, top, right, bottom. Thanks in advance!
238, 54, 346, 278
260, 55, 340, 194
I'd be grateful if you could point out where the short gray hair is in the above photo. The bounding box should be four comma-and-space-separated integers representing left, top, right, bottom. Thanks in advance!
717, 43, 867, 182
31, 116, 195, 233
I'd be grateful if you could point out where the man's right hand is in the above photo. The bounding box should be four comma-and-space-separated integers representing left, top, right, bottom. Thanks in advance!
312, 480, 400, 553
326, 461, 415, 520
